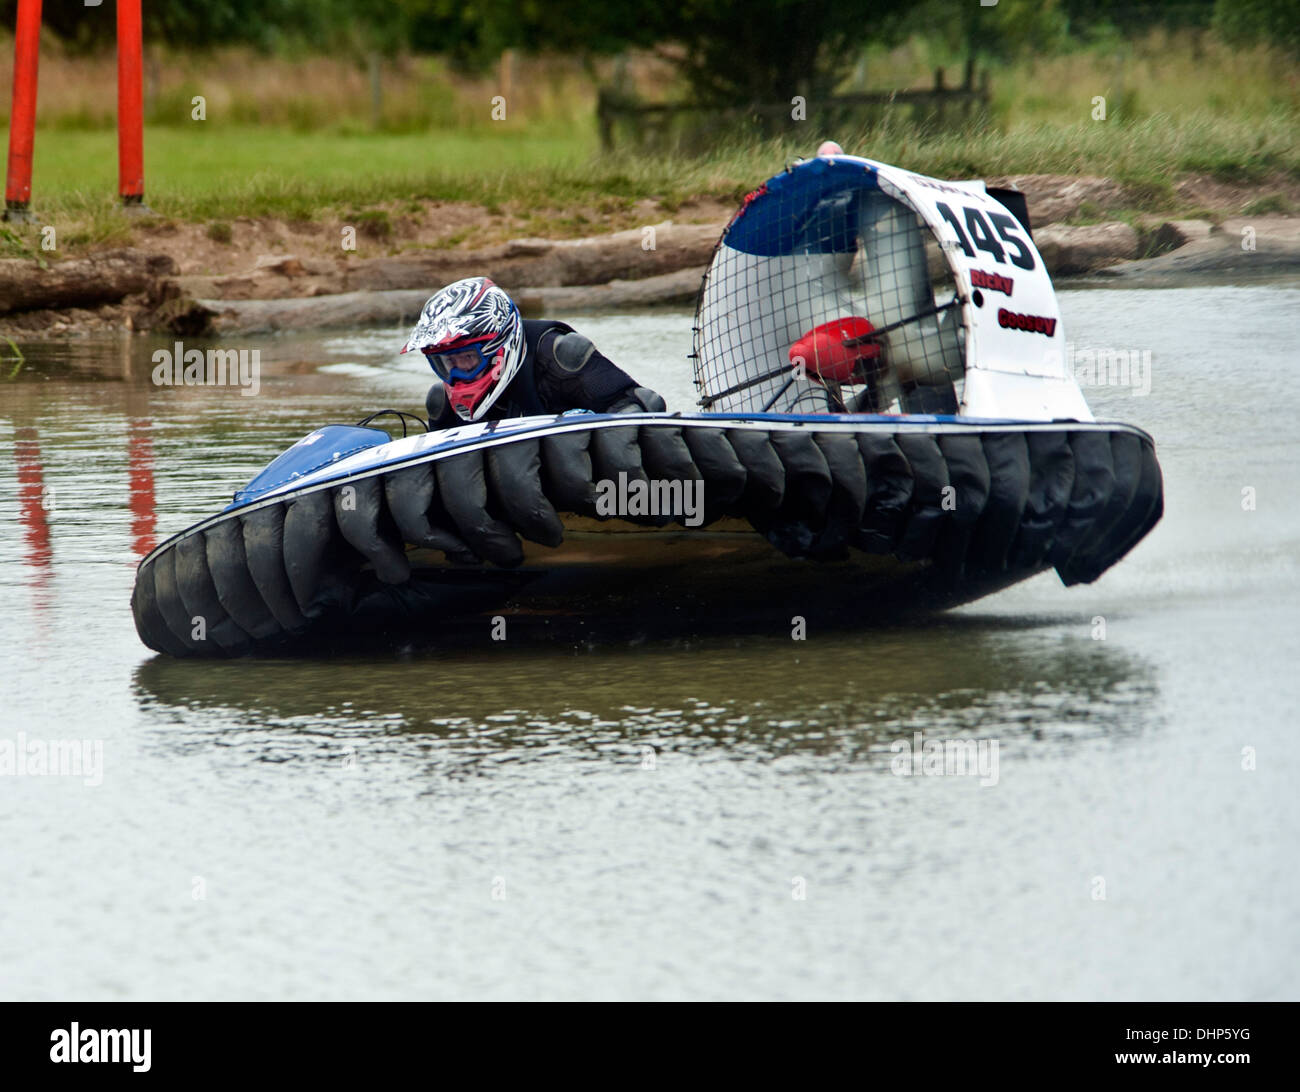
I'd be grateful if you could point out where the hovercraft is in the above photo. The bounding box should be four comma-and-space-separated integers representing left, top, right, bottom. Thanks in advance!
132, 155, 1162, 657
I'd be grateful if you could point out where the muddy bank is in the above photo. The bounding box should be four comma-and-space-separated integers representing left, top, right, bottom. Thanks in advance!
0, 220, 720, 337
1089, 217, 1300, 282
164, 221, 720, 301
172, 268, 707, 336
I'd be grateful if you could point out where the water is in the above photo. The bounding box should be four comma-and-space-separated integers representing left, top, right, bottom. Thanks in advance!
1, 283, 1298, 1000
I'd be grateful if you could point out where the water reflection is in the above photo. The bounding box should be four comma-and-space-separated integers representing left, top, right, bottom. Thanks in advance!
126, 419, 158, 557
12, 425, 54, 631
133, 620, 1158, 777
0, 331, 426, 581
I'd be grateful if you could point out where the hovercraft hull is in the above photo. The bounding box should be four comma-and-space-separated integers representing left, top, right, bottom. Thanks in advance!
131, 412, 1162, 658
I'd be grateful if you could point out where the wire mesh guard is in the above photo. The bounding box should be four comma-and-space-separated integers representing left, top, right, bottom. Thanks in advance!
693, 165, 966, 416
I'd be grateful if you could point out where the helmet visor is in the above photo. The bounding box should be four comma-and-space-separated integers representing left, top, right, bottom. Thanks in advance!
423, 344, 494, 384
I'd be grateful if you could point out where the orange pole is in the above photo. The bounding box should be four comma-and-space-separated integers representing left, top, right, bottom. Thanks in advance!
116, 0, 145, 204
3, 0, 42, 219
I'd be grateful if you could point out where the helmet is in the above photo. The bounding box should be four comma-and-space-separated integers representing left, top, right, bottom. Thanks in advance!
401, 277, 524, 422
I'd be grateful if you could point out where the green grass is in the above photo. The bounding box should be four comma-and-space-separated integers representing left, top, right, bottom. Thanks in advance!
17, 124, 600, 219
844, 113, 1300, 186
28, 111, 1300, 207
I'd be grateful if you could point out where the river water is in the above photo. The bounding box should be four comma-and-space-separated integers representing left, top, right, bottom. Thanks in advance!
1, 282, 1297, 1000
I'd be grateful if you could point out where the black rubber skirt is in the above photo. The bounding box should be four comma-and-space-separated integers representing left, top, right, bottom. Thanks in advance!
131, 418, 1162, 657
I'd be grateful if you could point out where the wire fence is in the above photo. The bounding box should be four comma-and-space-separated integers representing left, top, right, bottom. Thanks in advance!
598, 69, 991, 154
693, 170, 966, 416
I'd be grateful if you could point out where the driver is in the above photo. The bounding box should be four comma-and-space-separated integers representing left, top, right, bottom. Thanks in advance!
402, 277, 666, 428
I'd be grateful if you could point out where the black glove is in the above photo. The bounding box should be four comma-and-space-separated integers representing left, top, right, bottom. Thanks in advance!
425, 382, 461, 431
608, 385, 668, 414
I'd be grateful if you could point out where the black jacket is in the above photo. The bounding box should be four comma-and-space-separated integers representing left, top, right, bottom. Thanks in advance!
426, 319, 648, 429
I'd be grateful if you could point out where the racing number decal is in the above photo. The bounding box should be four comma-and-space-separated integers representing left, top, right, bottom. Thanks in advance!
987, 212, 1035, 270
935, 202, 973, 257
964, 206, 1005, 263
935, 200, 1036, 271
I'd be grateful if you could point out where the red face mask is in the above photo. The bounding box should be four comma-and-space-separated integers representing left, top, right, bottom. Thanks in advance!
445, 354, 505, 418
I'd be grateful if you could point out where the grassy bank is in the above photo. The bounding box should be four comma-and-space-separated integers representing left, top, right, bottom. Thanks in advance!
5, 111, 1296, 234
1, 30, 1297, 259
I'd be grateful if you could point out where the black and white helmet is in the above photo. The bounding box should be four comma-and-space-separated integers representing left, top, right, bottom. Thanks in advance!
401, 277, 524, 421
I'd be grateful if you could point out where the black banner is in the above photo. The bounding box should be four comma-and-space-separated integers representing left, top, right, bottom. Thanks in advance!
0, 1002, 1285, 1079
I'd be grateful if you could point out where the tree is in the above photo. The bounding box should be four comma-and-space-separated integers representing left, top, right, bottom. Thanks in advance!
665, 1, 911, 106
